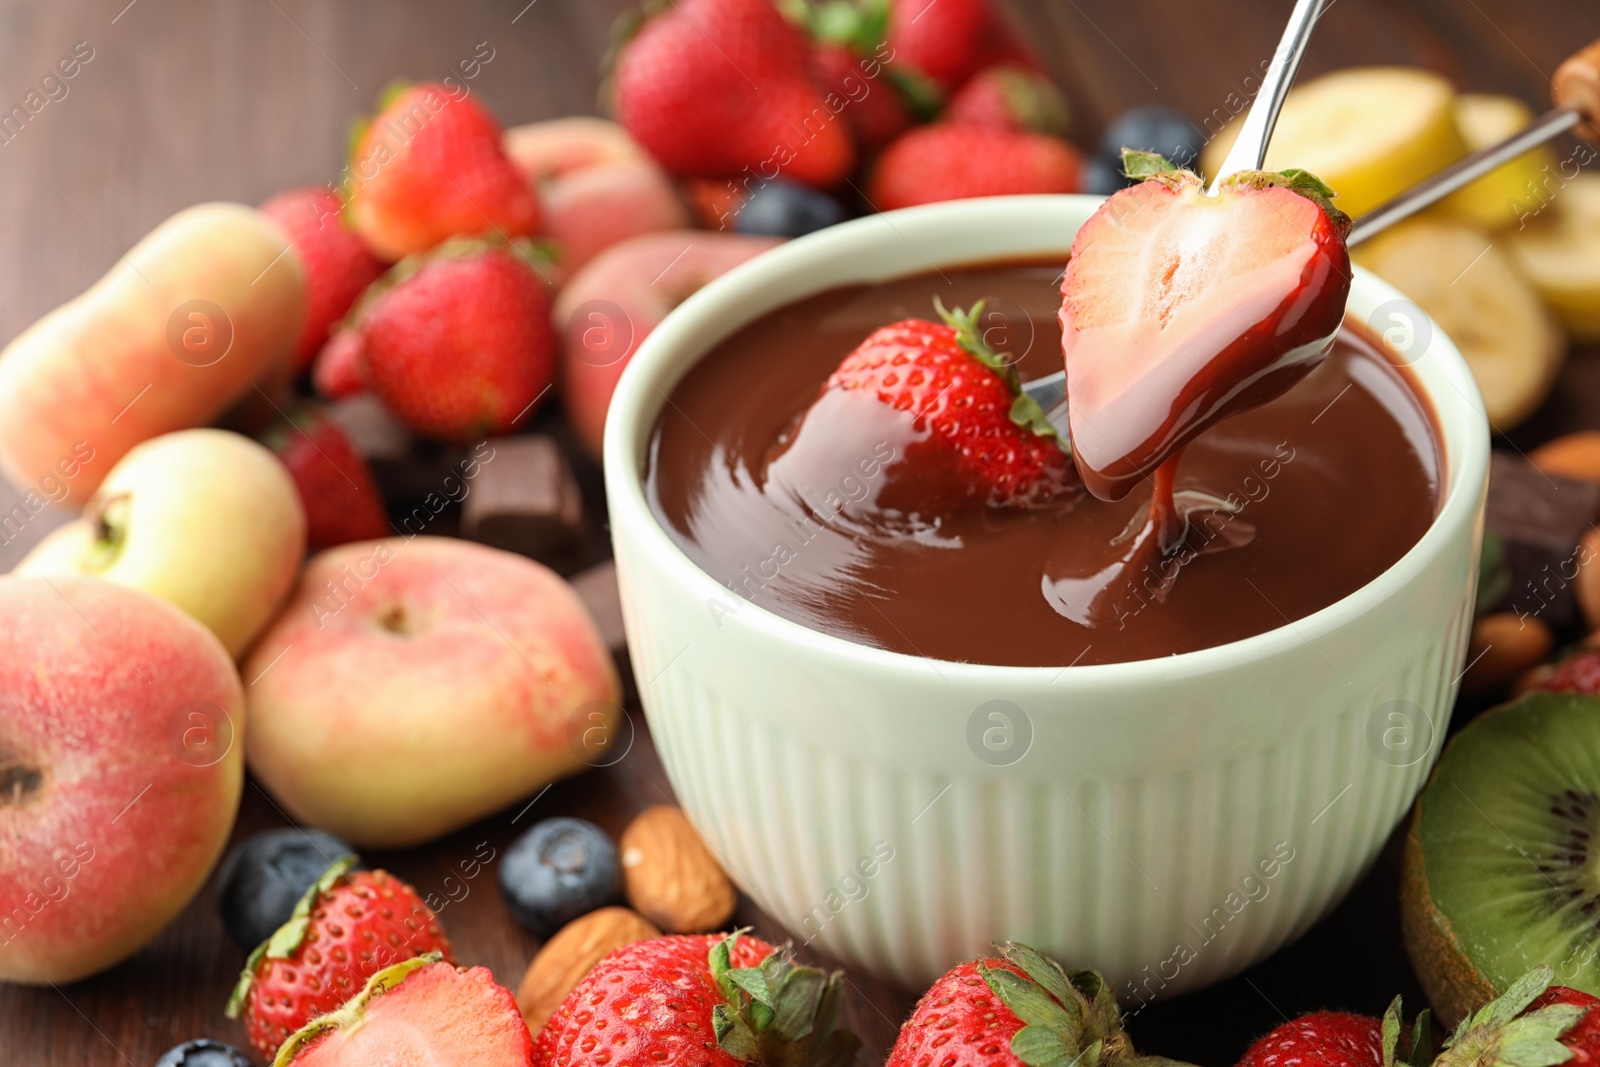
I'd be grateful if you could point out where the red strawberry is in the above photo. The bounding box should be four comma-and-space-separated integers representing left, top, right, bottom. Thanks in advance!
1238, 1013, 1384, 1067
227, 858, 453, 1061
886, 943, 1152, 1067
613, 0, 855, 188
1528, 986, 1600, 1066
1529, 648, 1600, 695
1239, 994, 1436, 1067
811, 41, 913, 153
887, 0, 1032, 94
311, 327, 367, 399
536, 932, 858, 1067
1433, 967, 1599, 1067
353, 238, 556, 441
1059, 151, 1351, 502
261, 186, 388, 372
274, 956, 534, 1066
868, 123, 1082, 210
348, 82, 540, 260
945, 65, 1070, 136
807, 300, 1072, 510
260, 405, 389, 549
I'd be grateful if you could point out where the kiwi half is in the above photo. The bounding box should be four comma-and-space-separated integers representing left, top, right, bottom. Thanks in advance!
1402, 691, 1600, 1026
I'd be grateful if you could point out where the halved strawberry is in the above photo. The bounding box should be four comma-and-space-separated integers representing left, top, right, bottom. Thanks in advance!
272, 955, 534, 1066
1059, 150, 1352, 502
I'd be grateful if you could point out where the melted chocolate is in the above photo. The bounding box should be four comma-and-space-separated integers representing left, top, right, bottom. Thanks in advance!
644, 261, 1442, 668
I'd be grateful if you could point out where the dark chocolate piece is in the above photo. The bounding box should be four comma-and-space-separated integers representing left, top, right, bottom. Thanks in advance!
461, 435, 586, 566
1485, 450, 1600, 629
570, 560, 626, 653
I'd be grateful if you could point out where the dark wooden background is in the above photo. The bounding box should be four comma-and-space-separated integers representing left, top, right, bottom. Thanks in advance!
0, 1, 1596, 1064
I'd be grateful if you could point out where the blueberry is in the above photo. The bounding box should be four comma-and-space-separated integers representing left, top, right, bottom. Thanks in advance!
499, 817, 620, 935
1099, 105, 1205, 176
154, 1040, 253, 1067
1080, 155, 1124, 197
735, 179, 845, 238
215, 828, 356, 949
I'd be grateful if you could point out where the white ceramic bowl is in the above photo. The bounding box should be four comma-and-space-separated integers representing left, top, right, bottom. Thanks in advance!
603, 195, 1489, 996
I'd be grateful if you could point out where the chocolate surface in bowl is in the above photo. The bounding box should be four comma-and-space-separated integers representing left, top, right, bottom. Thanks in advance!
644, 259, 1442, 667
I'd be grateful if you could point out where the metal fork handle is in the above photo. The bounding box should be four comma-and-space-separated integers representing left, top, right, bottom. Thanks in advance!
1205, 0, 1330, 193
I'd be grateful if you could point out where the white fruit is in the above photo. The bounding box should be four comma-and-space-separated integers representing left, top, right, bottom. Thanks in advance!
1440, 94, 1558, 231
1353, 216, 1565, 430
1500, 172, 1600, 341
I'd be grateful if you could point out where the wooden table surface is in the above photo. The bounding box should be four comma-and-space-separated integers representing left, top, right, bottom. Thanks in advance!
1, 1, 1597, 1064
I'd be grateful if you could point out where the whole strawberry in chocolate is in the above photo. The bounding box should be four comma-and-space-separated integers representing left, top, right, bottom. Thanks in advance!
259, 405, 389, 549
1432, 966, 1598, 1067
536, 931, 859, 1067
887, 943, 1164, 1067
792, 299, 1073, 513
613, 0, 854, 188
273, 955, 534, 1066
1059, 149, 1352, 502
352, 237, 556, 441
348, 82, 540, 260
868, 123, 1082, 210
227, 857, 453, 1060
260, 186, 387, 371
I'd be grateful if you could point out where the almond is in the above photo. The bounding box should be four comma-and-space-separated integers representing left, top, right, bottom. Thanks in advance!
1579, 527, 1600, 631
618, 804, 736, 933
1531, 431, 1600, 484
1462, 611, 1554, 696
516, 906, 659, 1032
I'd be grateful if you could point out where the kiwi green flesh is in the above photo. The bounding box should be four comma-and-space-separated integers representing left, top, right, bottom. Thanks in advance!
1411, 692, 1600, 1011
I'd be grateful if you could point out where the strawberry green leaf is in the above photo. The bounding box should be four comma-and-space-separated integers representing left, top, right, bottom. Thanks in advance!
980, 964, 1081, 1039
227, 855, 358, 1018
806, 0, 890, 52
1011, 1023, 1086, 1067
710, 936, 862, 1067
1121, 148, 1179, 181
999, 942, 1076, 1009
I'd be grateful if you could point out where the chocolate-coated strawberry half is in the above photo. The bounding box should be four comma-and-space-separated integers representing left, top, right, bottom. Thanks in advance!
796, 299, 1074, 514
887, 942, 1185, 1067
1059, 149, 1352, 501
272, 955, 534, 1066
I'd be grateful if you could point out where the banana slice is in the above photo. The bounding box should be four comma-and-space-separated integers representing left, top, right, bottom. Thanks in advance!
1442, 94, 1557, 230
1353, 216, 1565, 430
1500, 174, 1600, 342
1203, 67, 1467, 218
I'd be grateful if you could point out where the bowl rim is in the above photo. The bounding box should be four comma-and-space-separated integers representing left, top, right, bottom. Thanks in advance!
603, 194, 1490, 685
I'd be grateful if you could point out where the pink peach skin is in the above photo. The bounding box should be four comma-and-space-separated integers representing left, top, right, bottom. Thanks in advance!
543, 159, 690, 275
555, 230, 781, 457
503, 117, 646, 183
243, 537, 621, 848
0, 576, 245, 984
0, 203, 305, 507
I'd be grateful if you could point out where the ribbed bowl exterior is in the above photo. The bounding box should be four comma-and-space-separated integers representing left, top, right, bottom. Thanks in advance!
605, 196, 1490, 995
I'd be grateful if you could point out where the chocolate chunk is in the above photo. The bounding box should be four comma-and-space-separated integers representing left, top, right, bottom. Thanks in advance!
1485, 450, 1600, 629
570, 560, 626, 653
461, 435, 587, 566
324, 394, 411, 462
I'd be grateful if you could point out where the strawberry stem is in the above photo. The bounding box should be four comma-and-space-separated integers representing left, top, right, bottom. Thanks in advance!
932, 297, 1065, 447
709, 932, 860, 1067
